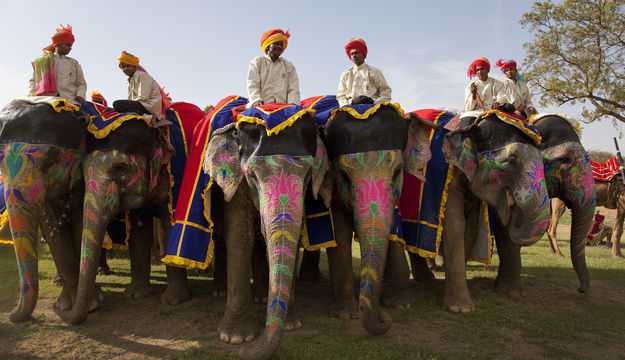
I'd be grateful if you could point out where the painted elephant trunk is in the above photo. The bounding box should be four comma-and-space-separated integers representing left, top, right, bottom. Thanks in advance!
239, 157, 309, 360
59, 157, 120, 324
570, 205, 593, 293
353, 179, 393, 336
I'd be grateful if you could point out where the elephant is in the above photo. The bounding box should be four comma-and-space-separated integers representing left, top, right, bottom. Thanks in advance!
203, 110, 329, 360
548, 177, 622, 257
321, 104, 433, 334
57, 119, 188, 324
0, 99, 85, 322
491, 114, 595, 299
441, 112, 551, 313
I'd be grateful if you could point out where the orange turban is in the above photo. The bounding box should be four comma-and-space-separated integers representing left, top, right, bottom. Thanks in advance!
118, 51, 140, 66
90, 90, 107, 107
467, 57, 491, 78
345, 38, 368, 59
43, 25, 75, 52
260, 28, 290, 52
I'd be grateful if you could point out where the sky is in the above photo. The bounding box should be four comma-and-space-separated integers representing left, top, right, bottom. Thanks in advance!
0, 0, 621, 151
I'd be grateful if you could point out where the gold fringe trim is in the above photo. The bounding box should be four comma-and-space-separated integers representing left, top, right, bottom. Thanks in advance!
236, 108, 316, 136
435, 165, 455, 254
86, 114, 150, 139
328, 102, 405, 123
0, 239, 14, 245
479, 109, 542, 145
0, 209, 9, 231
50, 98, 80, 113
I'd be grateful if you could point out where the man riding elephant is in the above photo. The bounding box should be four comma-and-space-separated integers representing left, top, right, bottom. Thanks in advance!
114, 51, 164, 121
336, 38, 392, 106
246, 28, 300, 108
464, 57, 504, 112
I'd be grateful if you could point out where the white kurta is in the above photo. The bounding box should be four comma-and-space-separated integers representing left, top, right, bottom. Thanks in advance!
29, 53, 87, 105
128, 70, 163, 119
246, 55, 300, 108
336, 63, 392, 107
463, 77, 504, 112
500, 78, 534, 112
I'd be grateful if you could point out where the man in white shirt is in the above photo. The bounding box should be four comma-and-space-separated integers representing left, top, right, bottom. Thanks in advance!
246, 28, 300, 108
496, 59, 536, 117
114, 51, 164, 120
463, 57, 504, 112
336, 38, 392, 107
29, 25, 87, 105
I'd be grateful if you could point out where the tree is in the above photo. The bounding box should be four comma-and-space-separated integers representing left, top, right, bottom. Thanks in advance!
521, 0, 625, 123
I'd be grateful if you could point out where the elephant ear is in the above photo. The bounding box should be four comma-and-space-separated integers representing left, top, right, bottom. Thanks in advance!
443, 133, 478, 182
403, 115, 433, 180
311, 136, 332, 207
203, 125, 243, 202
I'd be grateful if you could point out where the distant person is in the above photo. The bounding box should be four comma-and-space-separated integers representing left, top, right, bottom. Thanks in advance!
463, 57, 504, 112
496, 59, 536, 117
336, 37, 392, 106
246, 28, 300, 108
587, 211, 613, 247
113, 51, 163, 120
90, 90, 108, 107
29, 25, 87, 105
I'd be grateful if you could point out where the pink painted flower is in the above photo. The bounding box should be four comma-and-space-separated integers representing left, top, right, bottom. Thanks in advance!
264, 173, 302, 212
355, 178, 391, 219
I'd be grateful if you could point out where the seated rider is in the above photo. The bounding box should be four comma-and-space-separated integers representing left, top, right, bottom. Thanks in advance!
246, 28, 300, 108
114, 51, 163, 121
496, 59, 537, 117
336, 37, 392, 106
463, 57, 504, 112
29, 25, 87, 105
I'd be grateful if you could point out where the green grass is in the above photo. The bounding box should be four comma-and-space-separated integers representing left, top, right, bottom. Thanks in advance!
1, 225, 624, 360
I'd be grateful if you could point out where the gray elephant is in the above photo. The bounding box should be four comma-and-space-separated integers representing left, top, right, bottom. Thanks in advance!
56, 118, 186, 324
201, 104, 329, 360
0, 99, 85, 322
321, 104, 433, 333
441, 112, 551, 312
494, 114, 595, 298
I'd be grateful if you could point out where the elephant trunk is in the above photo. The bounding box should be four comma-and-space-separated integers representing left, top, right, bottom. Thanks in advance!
353, 176, 394, 336
240, 157, 308, 360
570, 205, 593, 293
59, 160, 119, 324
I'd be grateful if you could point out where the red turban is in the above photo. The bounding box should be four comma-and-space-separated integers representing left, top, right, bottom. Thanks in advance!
496, 59, 517, 72
467, 57, 490, 78
43, 25, 75, 52
345, 38, 368, 59
260, 28, 290, 52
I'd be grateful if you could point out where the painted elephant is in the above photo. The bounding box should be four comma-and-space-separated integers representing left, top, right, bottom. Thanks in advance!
493, 114, 595, 298
322, 104, 433, 334
203, 112, 329, 360
0, 99, 85, 322
442, 112, 550, 312
57, 119, 184, 324
548, 176, 621, 257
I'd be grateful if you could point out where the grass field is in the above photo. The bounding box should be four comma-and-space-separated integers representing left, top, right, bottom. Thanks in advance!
1, 209, 624, 360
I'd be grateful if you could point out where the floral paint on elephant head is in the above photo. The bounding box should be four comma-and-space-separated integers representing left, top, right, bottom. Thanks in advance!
543, 142, 596, 209
246, 155, 312, 334
336, 150, 401, 310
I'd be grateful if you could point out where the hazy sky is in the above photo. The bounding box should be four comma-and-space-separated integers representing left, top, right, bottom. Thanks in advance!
0, 0, 621, 151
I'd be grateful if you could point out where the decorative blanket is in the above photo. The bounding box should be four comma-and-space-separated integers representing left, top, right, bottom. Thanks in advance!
328, 101, 405, 122
475, 109, 542, 145
80, 101, 149, 139
591, 157, 620, 182
163, 95, 248, 269
237, 103, 316, 136
396, 109, 494, 263
300, 96, 339, 125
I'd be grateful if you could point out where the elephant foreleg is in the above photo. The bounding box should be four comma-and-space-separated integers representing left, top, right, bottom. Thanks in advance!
613, 205, 624, 257
443, 174, 475, 313
547, 198, 566, 256
218, 185, 257, 345
125, 210, 154, 299
326, 196, 358, 319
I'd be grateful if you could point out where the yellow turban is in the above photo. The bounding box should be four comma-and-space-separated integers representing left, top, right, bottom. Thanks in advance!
260, 28, 290, 52
118, 51, 140, 66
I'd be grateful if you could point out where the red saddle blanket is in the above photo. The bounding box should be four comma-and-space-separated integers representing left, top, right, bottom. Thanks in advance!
591, 157, 620, 182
